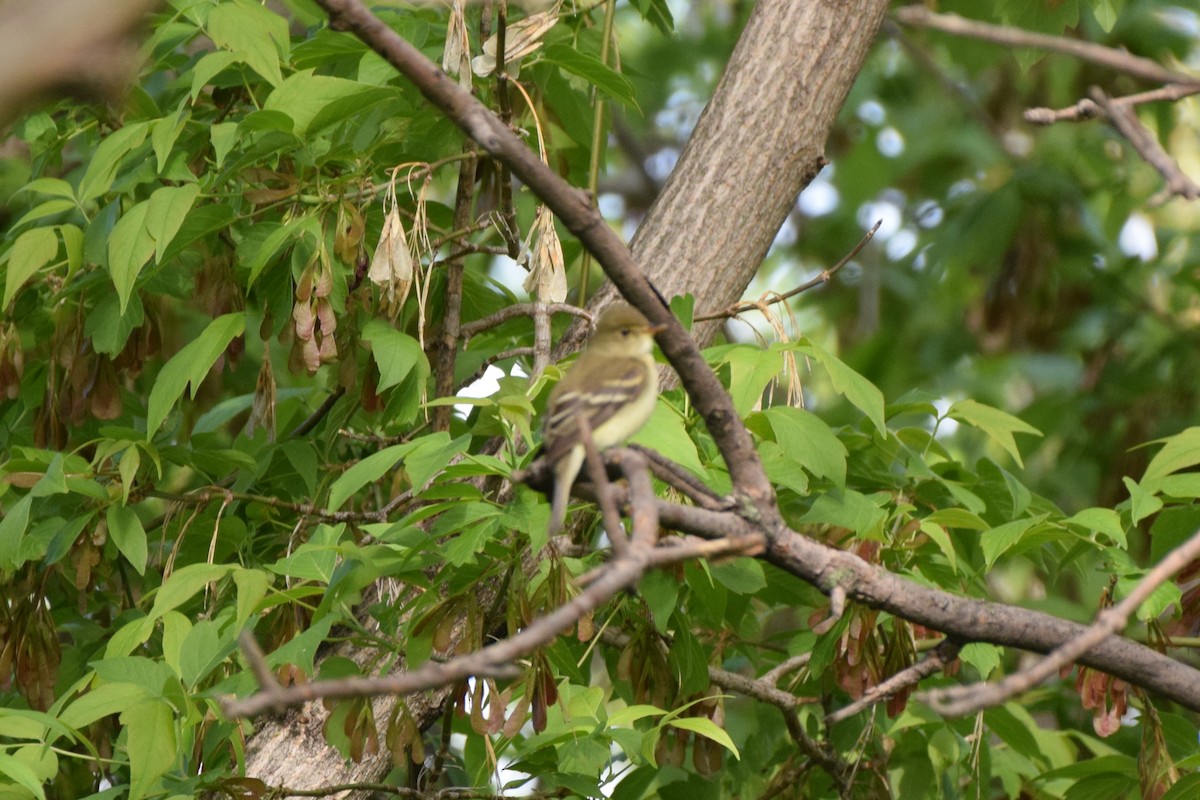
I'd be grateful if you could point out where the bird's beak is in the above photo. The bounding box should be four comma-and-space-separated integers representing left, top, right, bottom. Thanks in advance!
646, 323, 667, 335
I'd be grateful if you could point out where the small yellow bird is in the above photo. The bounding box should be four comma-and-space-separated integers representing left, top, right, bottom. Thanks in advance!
542, 302, 664, 534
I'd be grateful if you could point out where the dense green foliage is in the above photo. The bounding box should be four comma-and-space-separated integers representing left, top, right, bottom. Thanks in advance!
2, 0, 1200, 798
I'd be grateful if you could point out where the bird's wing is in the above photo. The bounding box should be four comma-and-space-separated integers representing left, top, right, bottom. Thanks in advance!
542, 356, 650, 464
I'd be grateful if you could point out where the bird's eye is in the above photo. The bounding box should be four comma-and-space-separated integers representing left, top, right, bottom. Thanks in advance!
621, 327, 631, 336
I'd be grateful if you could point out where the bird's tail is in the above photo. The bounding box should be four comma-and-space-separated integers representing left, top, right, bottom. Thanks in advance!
547, 448, 584, 536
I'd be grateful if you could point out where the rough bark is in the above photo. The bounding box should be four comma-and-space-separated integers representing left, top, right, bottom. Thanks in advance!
571, 0, 891, 349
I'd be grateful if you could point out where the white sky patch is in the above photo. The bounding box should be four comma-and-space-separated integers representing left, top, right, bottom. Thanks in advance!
857, 99, 886, 126
798, 179, 839, 217
489, 253, 529, 296
645, 147, 680, 182
915, 199, 944, 228
934, 397, 960, 438
857, 200, 902, 239
598, 192, 625, 219
456, 364, 505, 418
877, 126, 905, 158
886, 228, 918, 261
1118, 213, 1158, 262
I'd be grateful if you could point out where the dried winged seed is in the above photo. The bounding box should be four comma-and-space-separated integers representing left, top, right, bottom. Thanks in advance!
370, 209, 413, 285
296, 267, 314, 302
316, 298, 337, 334
314, 262, 333, 298
523, 206, 567, 302
292, 301, 316, 340
301, 336, 321, 375
317, 333, 337, 362
336, 203, 365, 264
90, 361, 122, 420
502, 693, 529, 739
442, 0, 465, 74
472, 9, 559, 76
469, 679, 488, 735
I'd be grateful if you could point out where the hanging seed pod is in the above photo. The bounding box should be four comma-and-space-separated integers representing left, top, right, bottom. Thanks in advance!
523, 204, 567, 303
248, 351, 276, 441
368, 205, 414, 318
335, 201, 365, 265
442, 0, 472, 89
472, 8, 560, 77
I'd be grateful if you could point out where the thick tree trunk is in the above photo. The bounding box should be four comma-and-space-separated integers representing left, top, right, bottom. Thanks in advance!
241, 2, 887, 795
575, 0, 890, 348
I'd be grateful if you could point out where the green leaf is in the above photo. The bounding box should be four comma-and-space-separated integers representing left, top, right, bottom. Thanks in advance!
1142, 427, 1200, 490
0, 752, 48, 800
362, 321, 427, 391
640, 570, 680, 632
541, 44, 639, 108
629, 402, 704, 477
150, 563, 236, 619
666, 716, 739, 759
1066, 507, 1126, 548
106, 505, 147, 575
107, 198, 154, 314
145, 312, 245, 436
802, 341, 887, 434
59, 682, 150, 729
327, 440, 420, 511
1116, 574, 1181, 622
151, 111, 189, 173
263, 71, 391, 135
924, 508, 989, 531
4, 226, 58, 308
86, 292, 144, 356
233, 568, 271, 630
709, 558, 766, 594
947, 399, 1041, 467
800, 489, 887, 540
78, 122, 149, 202
723, 346, 783, 417
0, 494, 34, 572
608, 704, 666, 728
120, 699, 176, 800
760, 406, 847, 487
919, 521, 957, 573
145, 184, 201, 264
189, 51, 240, 101
980, 516, 1044, 568
958, 643, 1001, 679
1123, 476, 1163, 526
207, 0, 289, 87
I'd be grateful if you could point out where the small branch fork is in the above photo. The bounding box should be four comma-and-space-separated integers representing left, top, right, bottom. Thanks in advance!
896, 6, 1200, 203
693, 220, 882, 323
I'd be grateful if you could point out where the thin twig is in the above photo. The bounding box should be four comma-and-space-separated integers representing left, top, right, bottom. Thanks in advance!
894, 6, 1200, 87
924, 526, 1200, 717
461, 302, 592, 341
577, 415, 630, 559
1089, 86, 1200, 203
1025, 83, 1200, 125
628, 443, 731, 511
827, 639, 962, 725
694, 220, 881, 323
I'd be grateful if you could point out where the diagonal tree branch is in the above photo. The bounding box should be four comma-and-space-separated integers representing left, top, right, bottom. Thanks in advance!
313, 0, 777, 509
